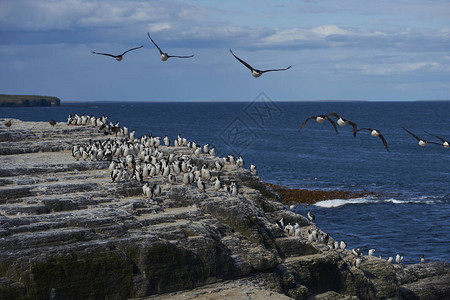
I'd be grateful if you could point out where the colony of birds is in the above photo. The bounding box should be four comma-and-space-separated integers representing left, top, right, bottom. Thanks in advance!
278, 209, 427, 267
67, 113, 256, 203
64, 113, 432, 266
298, 112, 449, 152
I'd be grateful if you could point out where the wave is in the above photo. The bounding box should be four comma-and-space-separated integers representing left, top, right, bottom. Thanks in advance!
314, 196, 444, 208
314, 197, 375, 208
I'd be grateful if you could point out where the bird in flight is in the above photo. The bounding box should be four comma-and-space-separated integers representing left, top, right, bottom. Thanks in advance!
147, 33, 194, 61
356, 128, 390, 152
327, 112, 358, 137
424, 131, 449, 148
403, 127, 440, 147
229, 49, 292, 77
91, 46, 143, 61
298, 115, 338, 134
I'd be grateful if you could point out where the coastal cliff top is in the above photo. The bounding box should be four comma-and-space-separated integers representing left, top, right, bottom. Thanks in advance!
0, 118, 448, 300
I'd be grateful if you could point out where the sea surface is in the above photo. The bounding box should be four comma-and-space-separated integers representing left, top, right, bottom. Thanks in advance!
1, 100, 449, 264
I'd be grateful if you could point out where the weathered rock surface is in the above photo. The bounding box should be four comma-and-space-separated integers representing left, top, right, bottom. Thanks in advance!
0, 119, 448, 300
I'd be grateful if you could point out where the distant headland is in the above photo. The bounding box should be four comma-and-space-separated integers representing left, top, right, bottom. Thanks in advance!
0, 94, 61, 107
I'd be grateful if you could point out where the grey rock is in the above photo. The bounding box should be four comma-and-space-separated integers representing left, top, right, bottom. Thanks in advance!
0, 120, 448, 300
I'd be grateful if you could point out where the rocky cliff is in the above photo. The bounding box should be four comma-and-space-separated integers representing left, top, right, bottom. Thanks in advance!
0, 118, 448, 300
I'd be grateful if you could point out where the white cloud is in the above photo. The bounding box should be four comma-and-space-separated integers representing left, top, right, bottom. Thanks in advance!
352, 62, 442, 75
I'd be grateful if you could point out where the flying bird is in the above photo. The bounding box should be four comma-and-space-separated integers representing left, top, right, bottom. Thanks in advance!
229, 49, 292, 78
147, 33, 194, 61
356, 128, 389, 152
424, 131, 449, 148
298, 115, 338, 134
327, 112, 358, 137
403, 127, 440, 147
91, 46, 143, 61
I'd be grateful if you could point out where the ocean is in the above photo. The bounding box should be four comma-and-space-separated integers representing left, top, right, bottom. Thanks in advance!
1, 99, 449, 264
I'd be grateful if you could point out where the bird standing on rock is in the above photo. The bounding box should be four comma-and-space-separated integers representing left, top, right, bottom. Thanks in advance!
421, 254, 425, 264
307, 211, 315, 223
5, 120, 12, 128
197, 178, 205, 193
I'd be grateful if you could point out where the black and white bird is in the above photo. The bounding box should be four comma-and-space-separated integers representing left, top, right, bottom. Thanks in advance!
307, 211, 315, 223
352, 248, 362, 256
420, 254, 425, 264
250, 164, 257, 175
229, 49, 291, 78
91, 46, 143, 61
425, 131, 449, 148
356, 128, 389, 152
197, 178, 205, 193
327, 112, 358, 137
403, 127, 440, 147
147, 33, 194, 61
298, 115, 338, 134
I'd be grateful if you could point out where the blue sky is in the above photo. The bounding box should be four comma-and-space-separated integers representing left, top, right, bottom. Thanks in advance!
1, 0, 449, 101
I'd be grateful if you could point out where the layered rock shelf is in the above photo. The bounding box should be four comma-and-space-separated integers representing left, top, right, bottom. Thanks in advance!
0, 118, 448, 300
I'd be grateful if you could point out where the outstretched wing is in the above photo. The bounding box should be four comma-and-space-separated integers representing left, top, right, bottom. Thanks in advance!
424, 131, 446, 143
121, 45, 143, 56
403, 127, 421, 142
327, 112, 341, 119
378, 134, 390, 152
356, 128, 371, 132
167, 54, 194, 59
325, 117, 338, 134
92, 51, 116, 58
298, 116, 315, 132
230, 49, 254, 72
261, 65, 292, 73
348, 121, 358, 137
147, 33, 164, 55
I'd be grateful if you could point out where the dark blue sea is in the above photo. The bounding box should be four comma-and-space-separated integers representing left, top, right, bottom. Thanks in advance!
1, 99, 449, 264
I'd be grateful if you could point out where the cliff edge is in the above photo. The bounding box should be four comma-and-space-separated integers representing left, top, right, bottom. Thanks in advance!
0, 118, 448, 300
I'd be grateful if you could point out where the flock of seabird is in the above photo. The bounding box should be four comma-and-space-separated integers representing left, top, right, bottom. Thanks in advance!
298, 112, 448, 152
90, 32, 292, 77
67, 113, 256, 203
280, 209, 426, 266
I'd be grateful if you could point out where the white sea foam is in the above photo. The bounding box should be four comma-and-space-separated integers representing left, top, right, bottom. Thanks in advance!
314, 197, 375, 208
314, 196, 442, 208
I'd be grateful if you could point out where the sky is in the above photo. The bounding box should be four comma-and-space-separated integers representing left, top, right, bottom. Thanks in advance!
0, 0, 449, 102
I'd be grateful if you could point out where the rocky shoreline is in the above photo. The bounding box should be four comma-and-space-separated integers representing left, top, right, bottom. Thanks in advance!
0, 118, 448, 300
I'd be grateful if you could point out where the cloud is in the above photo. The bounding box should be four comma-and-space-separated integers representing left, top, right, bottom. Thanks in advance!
337, 61, 447, 75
